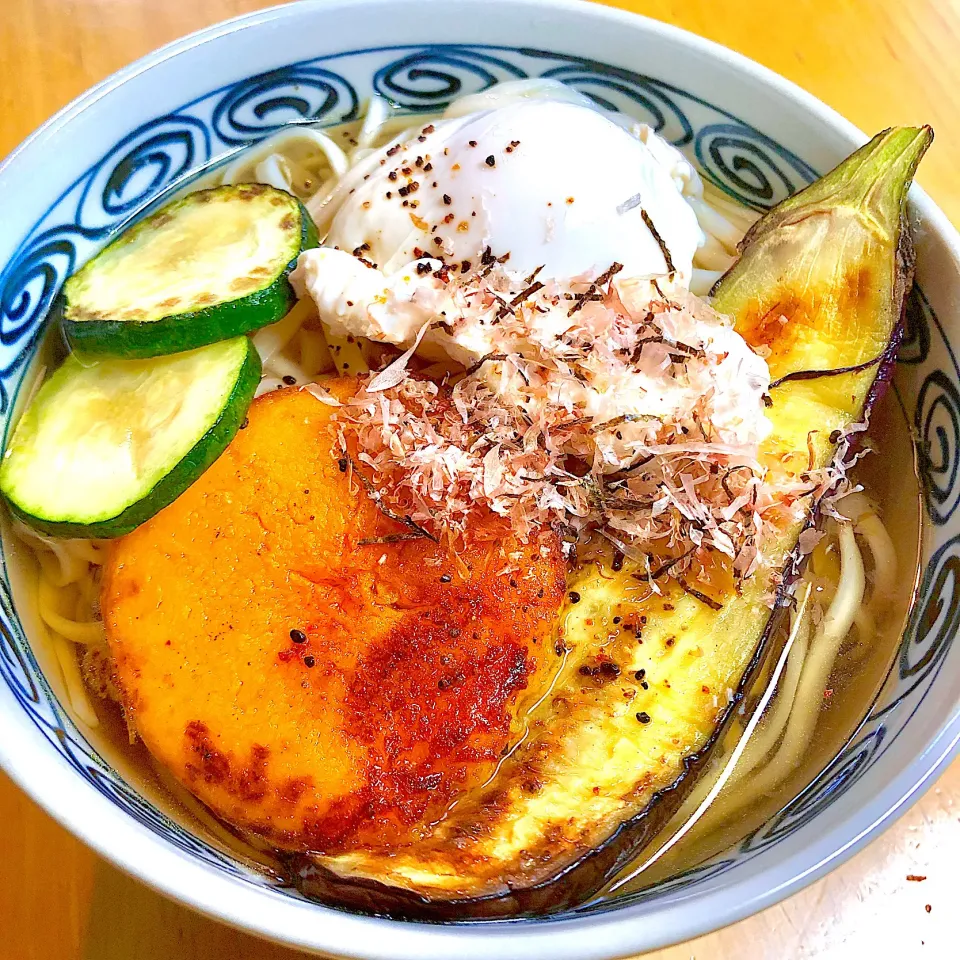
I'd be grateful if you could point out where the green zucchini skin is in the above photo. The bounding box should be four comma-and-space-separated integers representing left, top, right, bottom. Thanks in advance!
60, 189, 319, 360
60, 274, 295, 360
3, 340, 261, 539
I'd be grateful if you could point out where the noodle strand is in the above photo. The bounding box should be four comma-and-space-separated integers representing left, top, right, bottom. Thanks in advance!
725, 521, 864, 808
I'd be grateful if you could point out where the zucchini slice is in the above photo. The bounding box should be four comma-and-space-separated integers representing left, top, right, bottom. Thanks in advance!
60, 184, 319, 359
0, 337, 260, 538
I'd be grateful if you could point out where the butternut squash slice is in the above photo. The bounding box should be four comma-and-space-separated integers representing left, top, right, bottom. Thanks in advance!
101, 383, 566, 851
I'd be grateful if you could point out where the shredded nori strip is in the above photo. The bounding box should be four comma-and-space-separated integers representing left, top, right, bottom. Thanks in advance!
557, 415, 594, 431
640, 209, 675, 274
589, 413, 658, 435
510, 280, 545, 306
611, 454, 656, 477
664, 339, 707, 359
720, 464, 755, 501
567, 262, 623, 317
464, 353, 509, 377
600, 495, 659, 511
768, 352, 887, 390
492, 292, 517, 319
676, 578, 723, 611
641, 547, 697, 581
595, 528, 645, 563
594, 261, 625, 287
342, 450, 438, 543
357, 532, 430, 546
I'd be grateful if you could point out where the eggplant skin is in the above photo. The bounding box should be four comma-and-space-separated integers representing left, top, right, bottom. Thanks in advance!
289, 128, 932, 920
289, 712, 750, 920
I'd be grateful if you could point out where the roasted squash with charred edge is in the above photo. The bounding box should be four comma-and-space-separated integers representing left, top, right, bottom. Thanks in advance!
101, 384, 567, 853
287, 127, 932, 917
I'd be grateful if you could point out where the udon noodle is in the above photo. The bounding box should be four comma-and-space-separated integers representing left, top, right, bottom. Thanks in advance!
12, 88, 899, 880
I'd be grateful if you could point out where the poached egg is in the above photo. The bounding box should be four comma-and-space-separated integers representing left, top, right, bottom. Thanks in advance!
313, 98, 702, 284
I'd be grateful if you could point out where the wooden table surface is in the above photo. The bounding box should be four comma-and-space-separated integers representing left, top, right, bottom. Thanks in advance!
1, 0, 959, 957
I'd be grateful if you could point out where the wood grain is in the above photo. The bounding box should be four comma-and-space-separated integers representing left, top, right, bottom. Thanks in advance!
1, 1, 958, 957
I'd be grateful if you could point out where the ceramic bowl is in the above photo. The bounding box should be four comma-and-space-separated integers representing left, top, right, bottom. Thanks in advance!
1, 1, 959, 957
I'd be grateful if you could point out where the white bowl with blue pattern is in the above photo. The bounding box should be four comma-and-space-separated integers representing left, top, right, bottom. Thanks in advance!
1, 1, 958, 956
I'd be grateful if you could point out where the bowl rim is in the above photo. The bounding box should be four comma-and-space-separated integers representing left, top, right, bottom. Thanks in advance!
1, 1, 960, 957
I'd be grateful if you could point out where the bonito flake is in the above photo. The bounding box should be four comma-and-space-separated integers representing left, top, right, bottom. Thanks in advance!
332, 259, 850, 586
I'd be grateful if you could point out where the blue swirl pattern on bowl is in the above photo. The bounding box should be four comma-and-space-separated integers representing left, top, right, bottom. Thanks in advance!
0, 43, 952, 918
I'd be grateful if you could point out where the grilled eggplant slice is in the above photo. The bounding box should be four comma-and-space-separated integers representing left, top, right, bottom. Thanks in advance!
289, 127, 932, 916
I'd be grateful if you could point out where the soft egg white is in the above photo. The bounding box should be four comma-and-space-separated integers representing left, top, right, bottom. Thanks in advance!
321, 99, 703, 283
